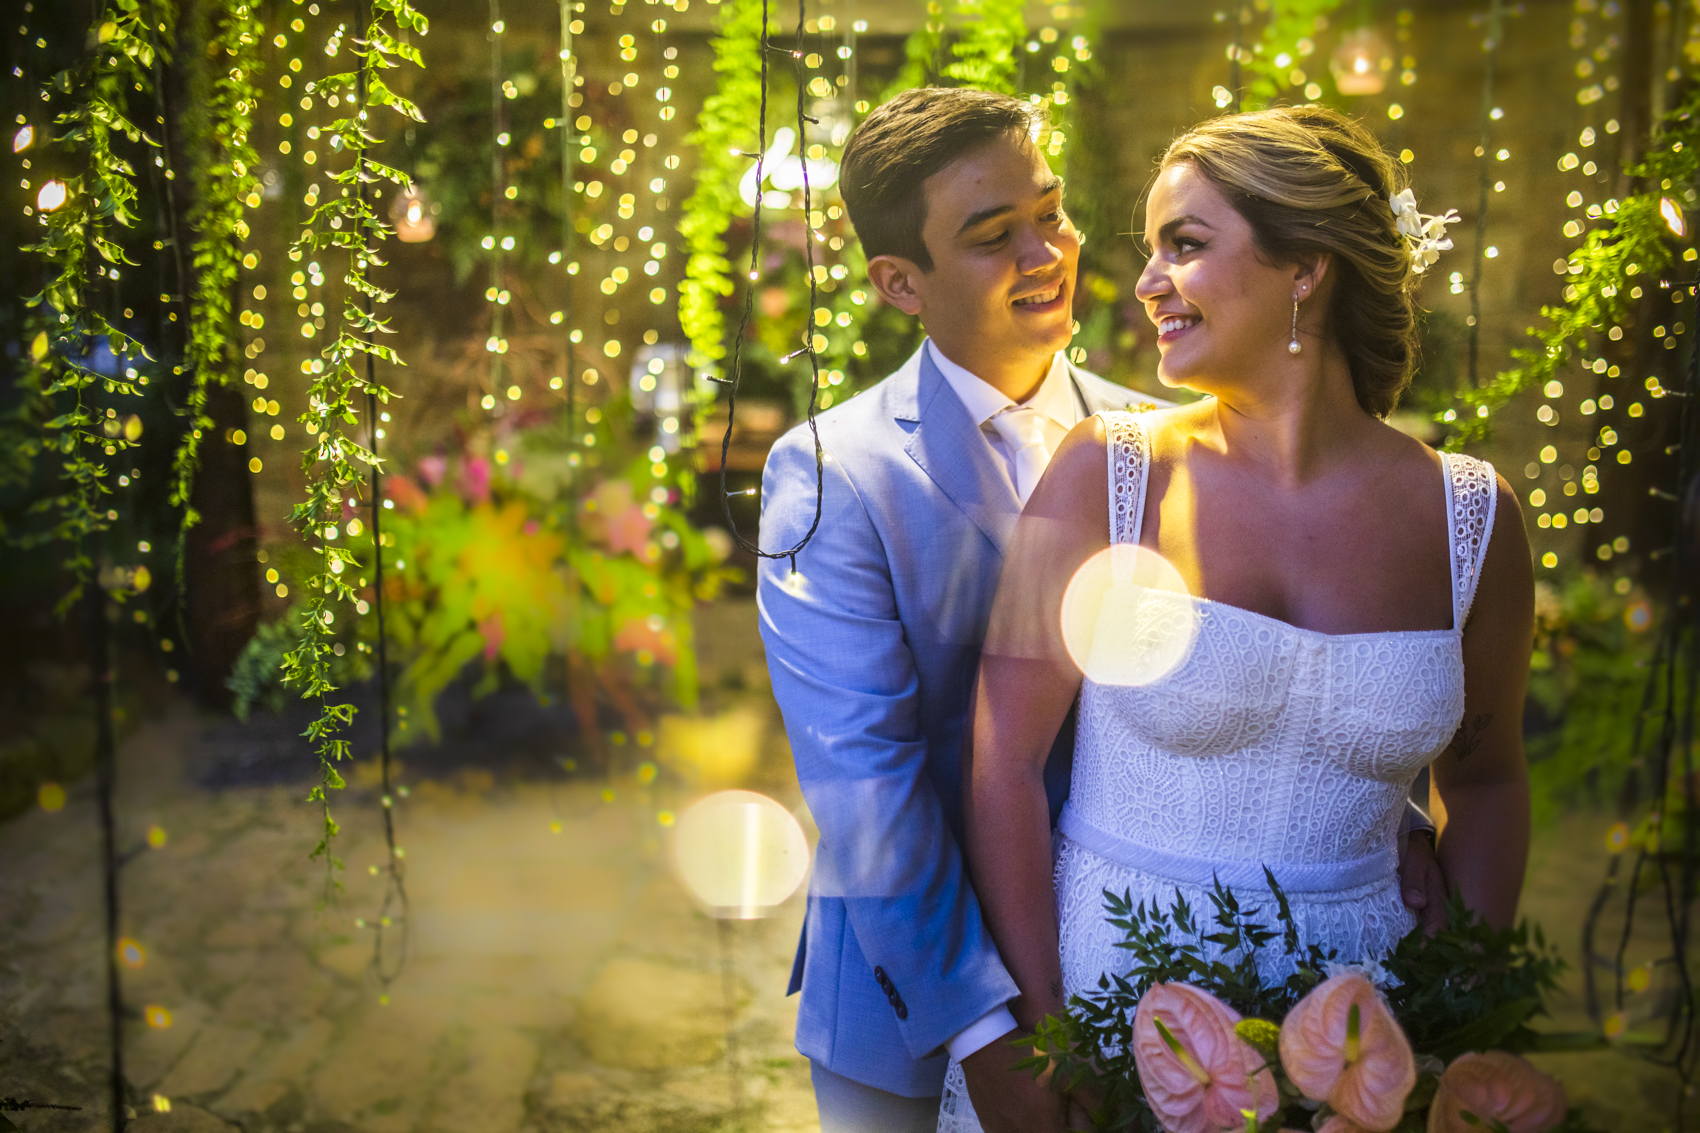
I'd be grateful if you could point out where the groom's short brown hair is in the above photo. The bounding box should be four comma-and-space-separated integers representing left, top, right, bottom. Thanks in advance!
840, 87, 1043, 272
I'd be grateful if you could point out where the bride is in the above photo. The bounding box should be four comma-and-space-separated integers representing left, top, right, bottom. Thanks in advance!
939, 106, 1534, 1132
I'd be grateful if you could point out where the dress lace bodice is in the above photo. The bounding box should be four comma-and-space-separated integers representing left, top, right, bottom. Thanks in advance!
939, 412, 1497, 1132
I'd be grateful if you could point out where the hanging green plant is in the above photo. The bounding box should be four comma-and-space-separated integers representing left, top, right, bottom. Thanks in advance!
10, 1, 160, 608
678, 0, 769, 375
1443, 88, 1700, 450
885, 1, 945, 96
943, 0, 1023, 95
1240, 0, 1344, 112
277, 0, 428, 871
170, 0, 262, 579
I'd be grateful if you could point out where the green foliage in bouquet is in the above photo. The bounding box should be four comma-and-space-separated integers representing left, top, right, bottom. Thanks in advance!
1030, 878, 1601, 1132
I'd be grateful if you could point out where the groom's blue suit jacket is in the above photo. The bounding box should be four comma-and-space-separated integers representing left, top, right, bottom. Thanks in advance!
757, 343, 1159, 1096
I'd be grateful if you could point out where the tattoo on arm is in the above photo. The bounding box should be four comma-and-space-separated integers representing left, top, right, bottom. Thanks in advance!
1449, 713, 1493, 762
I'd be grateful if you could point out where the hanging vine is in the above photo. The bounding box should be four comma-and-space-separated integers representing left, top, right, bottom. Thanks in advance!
1442, 95, 1699, 451
170, 1, 263, 580
12, 2, 158, 609
278, 0, 427, 873
678, 0, 768, 376
885, 2, 945, 96
1238, 0, 1345, 112
942, 0, 1023, 94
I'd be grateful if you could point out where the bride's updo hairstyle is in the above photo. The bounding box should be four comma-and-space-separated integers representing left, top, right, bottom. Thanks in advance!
1160, 106, 1418, 418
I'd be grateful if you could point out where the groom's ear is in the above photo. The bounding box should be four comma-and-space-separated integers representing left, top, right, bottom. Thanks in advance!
867, 254, 927, 316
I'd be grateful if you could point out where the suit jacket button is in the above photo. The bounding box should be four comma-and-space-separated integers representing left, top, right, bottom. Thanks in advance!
874, 966, 887, 983
895, 1002, 908, 1021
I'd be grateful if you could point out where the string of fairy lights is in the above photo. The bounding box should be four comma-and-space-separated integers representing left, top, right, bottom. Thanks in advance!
1520, 0, 1691, 579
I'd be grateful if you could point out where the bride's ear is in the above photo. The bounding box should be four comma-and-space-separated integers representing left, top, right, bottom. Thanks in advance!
868, 254, 926, 316
1292, 253, 1331, 301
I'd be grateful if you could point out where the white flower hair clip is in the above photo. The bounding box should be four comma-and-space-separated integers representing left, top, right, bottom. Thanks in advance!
1389, 188, 1460, 275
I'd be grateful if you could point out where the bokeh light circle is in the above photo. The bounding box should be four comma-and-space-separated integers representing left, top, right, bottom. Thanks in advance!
670, 790, 810, 919
1060, 544, 1200, 686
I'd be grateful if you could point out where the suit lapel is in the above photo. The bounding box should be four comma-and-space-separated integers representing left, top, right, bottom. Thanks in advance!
901, 347, 1021, 555
1069, 362, 1161, 416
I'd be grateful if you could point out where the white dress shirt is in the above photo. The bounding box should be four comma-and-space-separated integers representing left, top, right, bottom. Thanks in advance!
927, 340, 1081, 1062
927, 339, 1082, 502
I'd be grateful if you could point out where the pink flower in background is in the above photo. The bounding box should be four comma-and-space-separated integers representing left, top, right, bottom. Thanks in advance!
418, 453, 447, 487
1132, 983, 1278, 1133
1427, 1052, 1566, 1133
385, 476, 429, 514
613, 615, 676, 665
1316, 1116, 1375, 1133
477, 614, 505, 661
1279, 973, 1415, 1131
590, 481, 652, 557
605, 505, 653, 557
459, 455, 491, 505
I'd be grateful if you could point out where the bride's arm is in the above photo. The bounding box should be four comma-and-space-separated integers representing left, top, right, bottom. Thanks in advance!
1432, 472, 1534, 929
964, 419, 1112, 1028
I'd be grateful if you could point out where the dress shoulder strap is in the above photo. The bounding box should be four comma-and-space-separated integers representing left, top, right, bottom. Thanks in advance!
1441, 451, 1499, 629
1099, 410, 1149, 546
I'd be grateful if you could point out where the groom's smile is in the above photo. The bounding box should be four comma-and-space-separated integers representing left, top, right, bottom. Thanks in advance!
865, 131, 1081, 402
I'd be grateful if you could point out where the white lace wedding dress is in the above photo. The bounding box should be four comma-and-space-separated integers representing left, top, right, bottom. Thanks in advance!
937, 411, 1497, 1132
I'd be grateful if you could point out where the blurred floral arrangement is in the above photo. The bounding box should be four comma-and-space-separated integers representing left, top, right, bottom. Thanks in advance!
231, 397, 737, 763
1031, 881, 1607, 1133
1523, 569, 1661, 824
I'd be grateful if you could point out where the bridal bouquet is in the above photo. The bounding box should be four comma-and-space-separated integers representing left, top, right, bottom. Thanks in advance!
1030, 874, 1606, 1133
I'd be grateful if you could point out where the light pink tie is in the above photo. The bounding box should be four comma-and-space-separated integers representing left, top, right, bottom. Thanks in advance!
990, 405, 1051, 506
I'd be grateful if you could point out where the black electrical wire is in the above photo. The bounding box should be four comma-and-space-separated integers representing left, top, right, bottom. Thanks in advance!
714, 0, 827, 573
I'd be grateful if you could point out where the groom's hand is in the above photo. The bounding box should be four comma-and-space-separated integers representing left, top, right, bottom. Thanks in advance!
1399, 830, 1448, 936
961, 1028, 1068, 1133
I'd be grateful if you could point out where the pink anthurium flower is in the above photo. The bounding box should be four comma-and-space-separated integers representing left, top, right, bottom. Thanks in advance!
1427, 1051, 1567, 1133
1316, 1116, 1374, 1133
1278, 973, 1416, 1131
1132, 983, 1278, 1133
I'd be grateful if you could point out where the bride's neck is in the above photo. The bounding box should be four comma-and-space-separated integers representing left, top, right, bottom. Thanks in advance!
1200, 351, 1377, 488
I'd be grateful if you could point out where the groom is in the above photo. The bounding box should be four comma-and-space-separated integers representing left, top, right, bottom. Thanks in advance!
756, 88, 1442, 1133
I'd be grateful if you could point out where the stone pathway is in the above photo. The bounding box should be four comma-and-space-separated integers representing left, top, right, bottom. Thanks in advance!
1, 610, 818, 1133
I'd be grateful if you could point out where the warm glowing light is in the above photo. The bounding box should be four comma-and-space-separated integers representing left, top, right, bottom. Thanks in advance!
391, 185, 436, 243
36, 179, 67, 212
13, 125, 33, 152
1661, 197, 1686, 238
1330, 28, 1389, 96
38, 782, 66, 812
670, 790, 810, 919
1060, 545, 1200, 687
145, 1005, 173, 1029
118, 938, 146, 968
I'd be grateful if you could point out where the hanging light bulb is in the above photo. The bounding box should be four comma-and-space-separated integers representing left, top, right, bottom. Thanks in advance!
390, 184, 436, 243
13, 124, 34, 152
36, 180, 67, 212
1330, 27, 1390, 96
1661, 197, 1686, 238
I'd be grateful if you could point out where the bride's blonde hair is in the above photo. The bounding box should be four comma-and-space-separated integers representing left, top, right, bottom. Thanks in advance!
1160, 106, 1418, 419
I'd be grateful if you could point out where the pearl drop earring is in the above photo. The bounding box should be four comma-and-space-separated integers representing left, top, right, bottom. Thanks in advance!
1288, 295, 1302, 355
